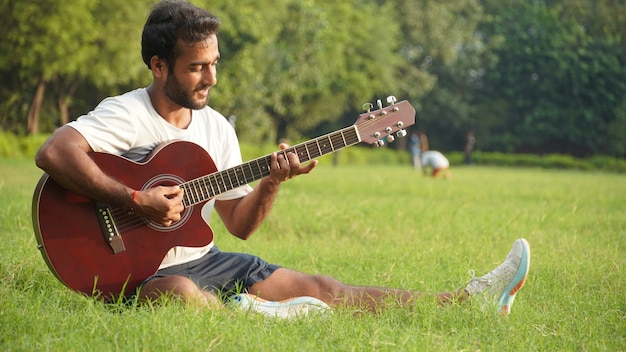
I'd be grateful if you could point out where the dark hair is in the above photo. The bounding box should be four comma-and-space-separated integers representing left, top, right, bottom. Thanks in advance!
141, 0, 220, 69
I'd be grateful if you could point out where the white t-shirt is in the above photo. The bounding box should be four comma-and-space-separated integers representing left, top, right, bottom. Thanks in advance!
421, 151, 450, 169
68, 88, 253, 268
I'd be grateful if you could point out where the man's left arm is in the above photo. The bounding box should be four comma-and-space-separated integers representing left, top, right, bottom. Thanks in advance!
214, 145, 317, 240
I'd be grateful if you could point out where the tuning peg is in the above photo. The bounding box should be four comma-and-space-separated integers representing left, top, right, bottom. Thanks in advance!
362, 102, 373, 113
386, 135, 395, 143
396, 129, 407, 138
377, 99, 383, 110
374, 140, 385, 147
386, 96, 397, 105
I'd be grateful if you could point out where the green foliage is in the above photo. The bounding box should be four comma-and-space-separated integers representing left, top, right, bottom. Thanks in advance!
1, 0, 626, 159
0, 0, 152, 132
3, 132, 625, 172
2, 160, 625, 351
0, 132, 47, 159
477, 0, 626, 157
448, 151, 626, 172
209, 0, 402, 143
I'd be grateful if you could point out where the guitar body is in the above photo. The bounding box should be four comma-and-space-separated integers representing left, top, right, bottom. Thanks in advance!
32, 141, 217, 300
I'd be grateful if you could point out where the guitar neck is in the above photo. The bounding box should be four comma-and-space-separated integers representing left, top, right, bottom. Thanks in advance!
180, 125, 360, 207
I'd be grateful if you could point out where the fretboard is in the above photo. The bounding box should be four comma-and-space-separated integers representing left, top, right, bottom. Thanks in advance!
180, 125, 360, 207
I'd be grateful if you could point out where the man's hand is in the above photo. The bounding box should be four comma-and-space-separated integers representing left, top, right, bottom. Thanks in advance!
133, 185, 185, 227
267, 143, 317, 185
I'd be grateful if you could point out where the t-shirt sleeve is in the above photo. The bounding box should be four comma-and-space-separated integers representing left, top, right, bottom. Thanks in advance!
67, 96, 137, 155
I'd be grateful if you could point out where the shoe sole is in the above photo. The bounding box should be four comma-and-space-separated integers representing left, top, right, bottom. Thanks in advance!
498, 238, 531, 315
231, 294, 330, 319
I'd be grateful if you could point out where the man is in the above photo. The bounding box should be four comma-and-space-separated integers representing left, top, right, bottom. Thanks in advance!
408, 133, 422, 169
422, 150, 452, 179
35, 0, 530, 317
465, 131, 476, 165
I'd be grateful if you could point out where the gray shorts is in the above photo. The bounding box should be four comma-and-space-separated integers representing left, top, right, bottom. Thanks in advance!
142, 246, 281, 298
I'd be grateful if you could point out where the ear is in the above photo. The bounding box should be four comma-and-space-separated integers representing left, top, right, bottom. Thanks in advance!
150, 56, 167, 78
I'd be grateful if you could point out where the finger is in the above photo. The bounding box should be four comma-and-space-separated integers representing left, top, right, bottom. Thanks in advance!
164, 185, 182, 197
285, 154, 301, 177
298, 160, 318, 175
286, 151, 300, 166
276, 152, 291, 169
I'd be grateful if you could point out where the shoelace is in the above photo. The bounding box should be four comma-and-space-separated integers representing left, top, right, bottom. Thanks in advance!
468, 269, 493, 286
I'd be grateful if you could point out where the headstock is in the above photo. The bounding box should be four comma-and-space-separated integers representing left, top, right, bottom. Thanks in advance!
353, 96, 416, 146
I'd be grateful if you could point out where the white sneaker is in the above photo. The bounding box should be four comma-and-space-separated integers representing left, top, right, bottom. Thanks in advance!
228, 293, 331, 319
465, 238, 531, 315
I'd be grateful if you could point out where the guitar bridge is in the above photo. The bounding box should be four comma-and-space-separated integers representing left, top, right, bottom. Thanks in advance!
95, 202, 126, 254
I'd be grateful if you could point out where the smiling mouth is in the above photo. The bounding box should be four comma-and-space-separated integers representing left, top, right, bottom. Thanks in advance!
196, 88, 210, 98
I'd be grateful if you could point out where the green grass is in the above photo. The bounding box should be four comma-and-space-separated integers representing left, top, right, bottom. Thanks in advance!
1, 158, 625, 351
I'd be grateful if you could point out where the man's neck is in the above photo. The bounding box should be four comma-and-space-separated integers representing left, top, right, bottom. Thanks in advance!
146, 85, 192, 129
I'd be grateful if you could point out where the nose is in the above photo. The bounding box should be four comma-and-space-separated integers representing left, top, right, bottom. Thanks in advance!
203, 65, 217, 87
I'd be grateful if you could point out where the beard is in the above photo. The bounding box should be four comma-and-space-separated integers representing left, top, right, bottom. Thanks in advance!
163, 73, 209, 110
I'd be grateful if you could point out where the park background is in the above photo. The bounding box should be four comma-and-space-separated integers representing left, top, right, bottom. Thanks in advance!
2, 0, 626, 163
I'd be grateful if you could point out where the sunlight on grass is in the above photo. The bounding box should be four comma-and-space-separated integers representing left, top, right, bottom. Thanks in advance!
1, 159, 625, 351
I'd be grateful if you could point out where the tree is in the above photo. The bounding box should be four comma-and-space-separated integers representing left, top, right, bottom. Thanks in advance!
478, 1, 626, 156
0, 0, 150, 134
391, 0, 496, 150
208, 0, 402, 143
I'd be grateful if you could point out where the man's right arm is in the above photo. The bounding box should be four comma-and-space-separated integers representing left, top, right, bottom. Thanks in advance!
35, 126, 134, 209
35, 126, 184, 226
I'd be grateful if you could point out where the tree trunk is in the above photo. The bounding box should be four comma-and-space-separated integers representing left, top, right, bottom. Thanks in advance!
275, 119, 289, 145
27, 75, 47, 135
57, 79, 79, 125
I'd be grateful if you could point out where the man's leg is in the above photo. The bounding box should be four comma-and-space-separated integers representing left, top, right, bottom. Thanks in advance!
137, 239, 530, 316
249, 238, 530, 315
248, 268, 467, 313
137, 275, 221, 308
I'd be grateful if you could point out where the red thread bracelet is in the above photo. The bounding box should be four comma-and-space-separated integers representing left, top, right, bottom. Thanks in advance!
132, 190, 138, 210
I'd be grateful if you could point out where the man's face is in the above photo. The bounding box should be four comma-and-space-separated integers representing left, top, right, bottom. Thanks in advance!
164, 34, 219, 110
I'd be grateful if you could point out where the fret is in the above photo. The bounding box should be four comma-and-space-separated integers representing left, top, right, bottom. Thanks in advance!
259, 157, 271, 176
204, 175, 216, 199
210, 173, 224, 195
302, 143, 312, 162
252, 159, 263, 180
233, 165, 245, 187
190, 179, 201, 203
229, 167, 242, 188
330, 132, 345, 151
200, 176, 212, 199
224, 169, 235, 190
181, 184, 191, 207
322, 135, 334, 154
241, 162, 253, 183
304, 141, 319, 159
184, 182, 194, 205
344, 126, 359, 145
218, 172, 228, 193
314, 138, 322, 157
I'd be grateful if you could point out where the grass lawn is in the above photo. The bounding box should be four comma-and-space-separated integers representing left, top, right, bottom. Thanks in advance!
1, 157, 625, 351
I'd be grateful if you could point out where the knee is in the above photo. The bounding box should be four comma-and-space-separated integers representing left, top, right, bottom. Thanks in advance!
309, 275, 348, 299
139, 275, 208, 304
